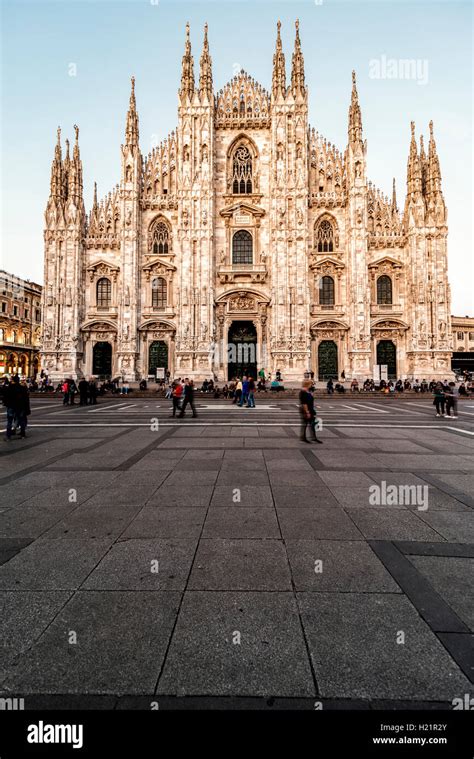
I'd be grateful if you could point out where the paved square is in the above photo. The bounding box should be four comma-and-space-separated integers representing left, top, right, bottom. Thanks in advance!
1, 395, 473, 707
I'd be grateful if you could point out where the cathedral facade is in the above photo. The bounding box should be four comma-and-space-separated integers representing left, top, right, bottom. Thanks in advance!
41, 21, 454, 384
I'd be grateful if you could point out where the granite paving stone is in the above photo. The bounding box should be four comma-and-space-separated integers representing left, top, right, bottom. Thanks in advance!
120, 507, 207, 538
286, 540, 401, 592
156, 592, 315, 697
2, 591, 180, 694
277, 507, 363, 540
148, 486, 214, 508
297, 592, 471, 699
408, 556, 474, 630
188, 539, 292, 590
83, 538, 198, 591
0, 538, 113, 590
346, 509, 446, 542
416, 512, 474, 543
202, 508, 281, 539
210, 486, 274, 508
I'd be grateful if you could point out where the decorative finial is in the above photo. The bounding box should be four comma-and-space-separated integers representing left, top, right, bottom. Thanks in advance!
186, 21, 190, 38
74, 124, 79, 141
57, 126, 61, 144
352, 70, 357, 86
295, 18, 299, 32
429, 119, 434, 137
131, 76, 135, 93
411, 121, 415, 137
277, 20, 281, 32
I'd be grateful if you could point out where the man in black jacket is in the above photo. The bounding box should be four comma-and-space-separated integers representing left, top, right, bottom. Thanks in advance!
3, 375, 31, 440
178, 379, 197, 418
78, 378, 89, 406
299, 379, 322, 444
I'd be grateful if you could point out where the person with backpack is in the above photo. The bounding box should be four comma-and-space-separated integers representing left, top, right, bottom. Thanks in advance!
299, 379, 323, 444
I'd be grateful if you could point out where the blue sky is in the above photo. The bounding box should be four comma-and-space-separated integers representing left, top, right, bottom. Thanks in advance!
1, 0, 472, 313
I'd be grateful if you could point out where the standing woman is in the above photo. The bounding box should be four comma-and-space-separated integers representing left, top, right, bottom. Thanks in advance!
433, 382, 445, 417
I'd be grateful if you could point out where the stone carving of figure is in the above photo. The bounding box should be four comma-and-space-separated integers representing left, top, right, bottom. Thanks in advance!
124, 286, 130, 306
220, 249, 226, 265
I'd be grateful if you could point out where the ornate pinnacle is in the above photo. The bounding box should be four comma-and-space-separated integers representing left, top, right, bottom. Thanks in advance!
272, 19, 286, 97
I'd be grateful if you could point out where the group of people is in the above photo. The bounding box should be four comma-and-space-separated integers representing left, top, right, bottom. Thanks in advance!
2, 374, 31, 440
60, 377, 99, 406
169, 378, 198, 418
432, 381, 459, 418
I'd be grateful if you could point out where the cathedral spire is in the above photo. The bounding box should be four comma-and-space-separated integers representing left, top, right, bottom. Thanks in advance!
427, 120, 442, 194
199, 23, 213, 100
406, 121, 422, 196
180, 22, 195, 100
49, 126, 63, 201
348, 71, 363, 144
391, 178, 397, 212
290, 19, 305, 97
272, 20, 286, 98
125, 76, 139, 147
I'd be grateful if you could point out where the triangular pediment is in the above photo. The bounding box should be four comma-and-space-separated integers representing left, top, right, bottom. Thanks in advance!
142, 257, 176, 273
220, 201, 265, 219
368, 255, 403, 269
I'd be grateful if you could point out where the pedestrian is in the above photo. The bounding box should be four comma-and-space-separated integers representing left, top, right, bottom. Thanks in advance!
247, 376, 256, 407
3, 374, 31, 440
239, 376, 249, 407
299, 379, 322, 444
445, 382, 459, 419
179, 379, 197, 418
62, 379, 70, 405
234, 378, 242, 405
171, 380, 183, 417
432, 383, 445, 417
79, 377, 89, 406
69, 379, 77, 405
327, 378, 334, 395
89, 377, 98, 405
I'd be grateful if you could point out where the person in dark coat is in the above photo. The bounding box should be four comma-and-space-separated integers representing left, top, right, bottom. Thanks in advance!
299, 379, 322, 444
178, 379, 197, 418
3, 375, 31, 439
78, 378, 89, 406
88, 378, 98, 405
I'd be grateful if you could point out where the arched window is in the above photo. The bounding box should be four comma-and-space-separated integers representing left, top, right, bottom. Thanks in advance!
319, 276, 335, 306
316, 220, 334, 253
152, 277, 167, 309
377, 275, 392, 305
0, 328, 4, 340
232, 145, 253, 194
150, 221, 170, 256
96, 277, 111, 308
232, 230, 253, 265
12, 331, 18, 343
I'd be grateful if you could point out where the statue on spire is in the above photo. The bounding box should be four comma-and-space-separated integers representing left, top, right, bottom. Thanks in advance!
290, 19, 305, 97
180, 22, 195, 100
348, 71, 363, 144
199, 23, 213, 100
272, 20, 286, 97
125, 75, 139, 147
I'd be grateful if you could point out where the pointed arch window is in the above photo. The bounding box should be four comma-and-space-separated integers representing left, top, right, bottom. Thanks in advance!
377, 275, 392, 305
150, 221, 171, 256
316, 220, 334, 253
96, 277, 111, 308
232, 145, 253, 194
152, 277, 167, 309
319, 276, 335, 306
232, 230, 253, 265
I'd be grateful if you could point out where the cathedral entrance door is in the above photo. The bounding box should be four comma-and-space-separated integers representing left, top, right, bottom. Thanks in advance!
227, 321, 257, 380
92, 341, 112, 378
376, 340, 397, 379
318, 340, 338, 381
149, 340, 168, 375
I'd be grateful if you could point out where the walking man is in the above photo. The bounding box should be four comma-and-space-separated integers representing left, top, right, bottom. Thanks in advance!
299, 379, 322, 444
178, 379, 197, 418
239, 376, 249, 407
432, 383, 445, 417
247, 376, 256, 407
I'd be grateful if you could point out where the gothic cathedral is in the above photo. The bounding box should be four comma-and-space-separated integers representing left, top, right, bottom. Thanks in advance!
41, 21, 453, 383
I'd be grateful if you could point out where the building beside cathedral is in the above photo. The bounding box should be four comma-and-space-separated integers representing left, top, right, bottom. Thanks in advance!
41, 21, 454, 384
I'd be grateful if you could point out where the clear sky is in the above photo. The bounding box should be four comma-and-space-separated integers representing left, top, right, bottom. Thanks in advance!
1, 0, 472, 314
